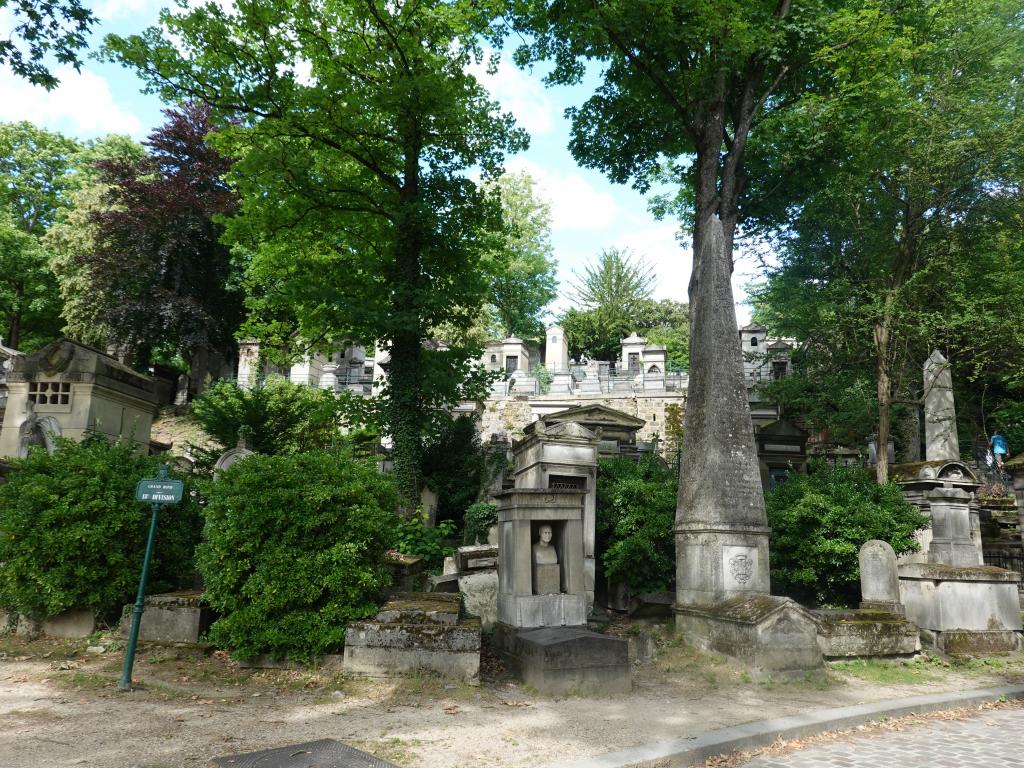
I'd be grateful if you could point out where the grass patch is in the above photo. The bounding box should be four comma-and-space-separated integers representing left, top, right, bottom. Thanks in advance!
830, 658, 941, 684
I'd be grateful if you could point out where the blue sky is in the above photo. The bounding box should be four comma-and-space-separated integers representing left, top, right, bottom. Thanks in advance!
1, 1, 755, 325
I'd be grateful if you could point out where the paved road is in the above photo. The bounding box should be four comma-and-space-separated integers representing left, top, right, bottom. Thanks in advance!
742, 706, 1024, 767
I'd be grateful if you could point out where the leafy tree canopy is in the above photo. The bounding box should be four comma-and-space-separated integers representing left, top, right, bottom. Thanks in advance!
105, 0, 528, 503
64, 104, 244, 373
482, 172, 557, 342
0, 0, 95, 89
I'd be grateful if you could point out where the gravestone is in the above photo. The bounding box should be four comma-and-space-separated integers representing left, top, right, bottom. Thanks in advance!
923, 350, 959, 461
213, 435, 255, 479
859, 540, 904, 615
674, 216, 822, 678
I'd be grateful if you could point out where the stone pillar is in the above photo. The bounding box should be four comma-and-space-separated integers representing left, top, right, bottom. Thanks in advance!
923, 350, 959, 461
927, 487, 982, 567
236, 341, 261, 390
545, 325, 569, 372
318, 364, 338, 392
675, 216, 770, 606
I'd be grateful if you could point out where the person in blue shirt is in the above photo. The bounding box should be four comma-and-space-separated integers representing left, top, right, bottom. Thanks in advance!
990, 431, 1009, 469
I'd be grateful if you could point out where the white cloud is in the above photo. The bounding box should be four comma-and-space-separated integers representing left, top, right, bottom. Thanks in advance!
0, 65, 142, 137
468, 53, 555, 137
93, 0, 163, 19
614, 219, 691, 302
506, 157, 618, 231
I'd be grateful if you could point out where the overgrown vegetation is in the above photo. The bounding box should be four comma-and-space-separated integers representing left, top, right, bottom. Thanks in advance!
0, 436, 201, 621
420, 414, 502, 526
190, 376, 347, 457
395, 512, 457, 572
766, 464, 929, 607
197, 450, 400, 662
463, 501, 498, 545
596, 456, 677, 594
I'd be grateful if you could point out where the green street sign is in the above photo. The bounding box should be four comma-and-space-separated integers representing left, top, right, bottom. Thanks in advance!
135, 478, 183, 504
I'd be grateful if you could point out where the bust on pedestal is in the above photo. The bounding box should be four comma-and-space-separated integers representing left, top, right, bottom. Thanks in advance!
532, 524, 560, 595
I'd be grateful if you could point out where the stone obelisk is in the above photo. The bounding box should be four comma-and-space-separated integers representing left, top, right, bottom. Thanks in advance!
673, 216, 822, 678
923, 350, 959, 462
675, 216, 770, 605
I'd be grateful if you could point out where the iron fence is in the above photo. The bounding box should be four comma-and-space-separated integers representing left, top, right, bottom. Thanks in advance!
983, 550, 1024, 575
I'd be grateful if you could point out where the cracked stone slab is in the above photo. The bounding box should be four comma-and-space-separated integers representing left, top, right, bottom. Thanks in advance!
211, 739, 400, 768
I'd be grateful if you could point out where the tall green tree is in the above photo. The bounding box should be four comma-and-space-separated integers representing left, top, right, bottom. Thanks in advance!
560, 247, 660, 361
752, 0, 1024, 481
483, 172, 557, 341
46, 134, 148, 349
106, 0, 527, 504
0, 0, 95, 89
507, 1, 839, 315
67, 104, 244, 378
0, 122, 80, 349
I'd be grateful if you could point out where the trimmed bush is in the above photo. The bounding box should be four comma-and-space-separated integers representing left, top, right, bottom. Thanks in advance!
198, 451, 400, 662
596, 456, 677, 594
766, 463, 928, 607
0, 436, 201, 621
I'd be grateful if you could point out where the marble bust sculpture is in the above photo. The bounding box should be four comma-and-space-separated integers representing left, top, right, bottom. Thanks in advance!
532, 523, 560, 594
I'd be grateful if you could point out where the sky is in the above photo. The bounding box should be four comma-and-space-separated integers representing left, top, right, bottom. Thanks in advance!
1, 1, 757, 326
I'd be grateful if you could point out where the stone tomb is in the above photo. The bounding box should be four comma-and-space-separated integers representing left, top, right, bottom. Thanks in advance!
493, 488, 629, 695
0, 339, 159, 459
343, 593, 480, 681
812, 610, 920, 659
118, 591, 214, 644
810, 540, 920, 659
899, 563, 1022, 653
894, 458, 1022, 652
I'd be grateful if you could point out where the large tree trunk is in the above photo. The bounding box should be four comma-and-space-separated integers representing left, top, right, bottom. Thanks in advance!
388, 136, 426, 510
8, 281, 23, 349
875, 327, 892, 484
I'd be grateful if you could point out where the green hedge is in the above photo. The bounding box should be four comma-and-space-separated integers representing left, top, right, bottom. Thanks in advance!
596, 456, 677, 594
0, 436, 201, 621
766, 464, 928, 607
197, 451, 400, 662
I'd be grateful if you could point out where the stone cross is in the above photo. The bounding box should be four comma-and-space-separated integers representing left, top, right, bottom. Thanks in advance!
923, 350, 959, 462
858, 540, 904, 615
675, 215, 770, 606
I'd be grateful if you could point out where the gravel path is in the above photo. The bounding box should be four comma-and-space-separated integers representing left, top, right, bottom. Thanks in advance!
3, 636, 1023, 768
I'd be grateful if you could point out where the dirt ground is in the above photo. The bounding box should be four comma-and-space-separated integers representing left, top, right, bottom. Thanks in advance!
3, 623, 1024, 768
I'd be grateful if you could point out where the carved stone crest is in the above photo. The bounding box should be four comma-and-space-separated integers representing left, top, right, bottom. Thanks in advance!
729, 554, 754, 585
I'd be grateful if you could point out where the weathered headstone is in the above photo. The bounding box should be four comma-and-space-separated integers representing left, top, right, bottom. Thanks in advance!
859, 540, 904, 615
923, 350, 959, 462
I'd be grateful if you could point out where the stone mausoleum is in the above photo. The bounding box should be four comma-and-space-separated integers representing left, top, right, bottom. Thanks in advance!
0, 339, 159, 459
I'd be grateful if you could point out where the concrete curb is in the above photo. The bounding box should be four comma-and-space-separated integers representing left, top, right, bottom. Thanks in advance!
554, 685, 1024, 768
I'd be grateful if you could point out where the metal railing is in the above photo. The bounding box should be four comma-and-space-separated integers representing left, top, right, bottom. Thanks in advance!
983, 550, 1024, 575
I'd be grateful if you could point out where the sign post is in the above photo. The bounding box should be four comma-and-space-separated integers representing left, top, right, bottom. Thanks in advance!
119, 463, 184, 691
